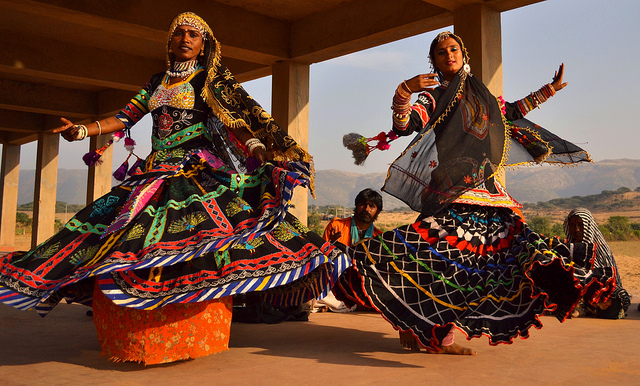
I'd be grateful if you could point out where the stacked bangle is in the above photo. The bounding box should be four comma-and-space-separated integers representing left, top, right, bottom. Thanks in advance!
245, 138, 266, 154
516, 83, 557, 116
75, 125, 88, 141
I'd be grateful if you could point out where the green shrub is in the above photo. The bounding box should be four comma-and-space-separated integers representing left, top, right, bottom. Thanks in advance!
16, 212, 31, 226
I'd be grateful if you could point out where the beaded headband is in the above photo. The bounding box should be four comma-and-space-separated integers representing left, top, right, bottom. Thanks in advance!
166, 12, 219, 69
168, 13, 207, 41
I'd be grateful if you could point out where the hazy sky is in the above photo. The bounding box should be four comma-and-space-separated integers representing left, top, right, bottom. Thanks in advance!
10, 0, 640, 176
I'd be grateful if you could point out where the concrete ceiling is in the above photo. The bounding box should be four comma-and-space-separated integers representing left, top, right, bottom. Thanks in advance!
0, 0, 543, 145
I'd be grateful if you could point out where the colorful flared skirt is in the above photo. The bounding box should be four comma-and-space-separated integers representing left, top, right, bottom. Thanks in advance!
335, 204, 616, 348
0, 148, 349, 318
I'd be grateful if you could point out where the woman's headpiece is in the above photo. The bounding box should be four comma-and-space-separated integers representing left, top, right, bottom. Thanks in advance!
168, 12, 207, 41
166, 12, 221, 70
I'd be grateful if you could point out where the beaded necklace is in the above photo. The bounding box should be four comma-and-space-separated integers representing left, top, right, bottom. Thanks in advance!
166, 60, 199, 78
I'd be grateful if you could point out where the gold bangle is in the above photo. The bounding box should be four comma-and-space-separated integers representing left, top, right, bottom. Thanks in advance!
402, 80, 413, 94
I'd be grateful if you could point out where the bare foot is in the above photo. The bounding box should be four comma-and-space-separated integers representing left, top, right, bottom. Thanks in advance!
436, 343, 476, 355
399, 330, 422, 351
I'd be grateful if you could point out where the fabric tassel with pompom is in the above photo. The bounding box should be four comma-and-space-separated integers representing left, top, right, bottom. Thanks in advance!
245, 156, 261, 173
83, 139, 113, 166
343, 130, 399, 165
82, 130, 126, 167
124, 137, 136, 152
112, 154, 131, 181
127, 156, 144, 177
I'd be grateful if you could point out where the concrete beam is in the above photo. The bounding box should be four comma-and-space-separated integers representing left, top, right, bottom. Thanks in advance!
421, 0, 478, 12
0, 79, 99, 118
0, 31, 164, 91
0, 110, 69, 145
0, 0, 290, 64
291, 0, 451, 63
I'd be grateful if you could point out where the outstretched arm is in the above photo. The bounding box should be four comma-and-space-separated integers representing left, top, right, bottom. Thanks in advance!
505, 63, 568, 121
53, 117, 125, 142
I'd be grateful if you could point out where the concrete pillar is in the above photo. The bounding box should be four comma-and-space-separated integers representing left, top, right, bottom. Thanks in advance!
86, 132, 114, 203
453, 4, 503, 95
271, 60, 310, 224
31, 132, 60, 248
0, 144, 21, 250
453, 4, 505, 184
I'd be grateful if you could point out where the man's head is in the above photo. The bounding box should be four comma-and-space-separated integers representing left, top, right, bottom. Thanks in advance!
354, 188, 383, 225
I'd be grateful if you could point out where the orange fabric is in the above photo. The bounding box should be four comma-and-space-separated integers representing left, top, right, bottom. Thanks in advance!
322, 217, 382, 246
92, 283, 232, 365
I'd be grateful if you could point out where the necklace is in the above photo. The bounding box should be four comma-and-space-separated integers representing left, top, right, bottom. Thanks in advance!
166, 60, 199, 78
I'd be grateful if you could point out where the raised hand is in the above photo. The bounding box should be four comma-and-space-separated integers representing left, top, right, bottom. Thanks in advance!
403, 73, 440, 94
551, 63, 568, 92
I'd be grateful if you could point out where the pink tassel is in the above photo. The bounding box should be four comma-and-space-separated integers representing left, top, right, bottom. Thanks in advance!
113, 130, 125, 142
343, 129, 400, 165
124, 137, 136, 152
376, 140, 390, 151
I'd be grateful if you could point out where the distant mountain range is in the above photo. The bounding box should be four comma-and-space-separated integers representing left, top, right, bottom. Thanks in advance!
15, 159, 640, 207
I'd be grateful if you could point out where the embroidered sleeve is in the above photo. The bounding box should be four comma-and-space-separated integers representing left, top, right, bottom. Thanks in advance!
392, 87, 435, 136
115, 74, 161, 129
510, 83, 556, 118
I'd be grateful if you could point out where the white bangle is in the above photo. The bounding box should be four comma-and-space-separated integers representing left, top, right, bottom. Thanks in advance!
245, 138, 265, 154
75, 125, 87, 141
96, 120, 102, 135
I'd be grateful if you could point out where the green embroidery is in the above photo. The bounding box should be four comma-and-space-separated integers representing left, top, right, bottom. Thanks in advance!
65, 219, 108, 234
156, 148, 187, 162
12, 242, 60, 264
232, 237, 264, 251
35, 242, 60, 260
168, 212, 208, 233
214, 250, 231, 267
225, 197, 251, 217
169, 179, 199, 199
142, 188, 226, 247
287, 216, 310, 234
69, 245, 99, 266
272, 222, 300, 242
125, 224, 145, 241
152, 123, 205, 150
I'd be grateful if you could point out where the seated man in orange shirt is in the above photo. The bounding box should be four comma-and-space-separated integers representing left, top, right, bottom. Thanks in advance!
323, 188, 384, 247
315, 188, 383, 312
